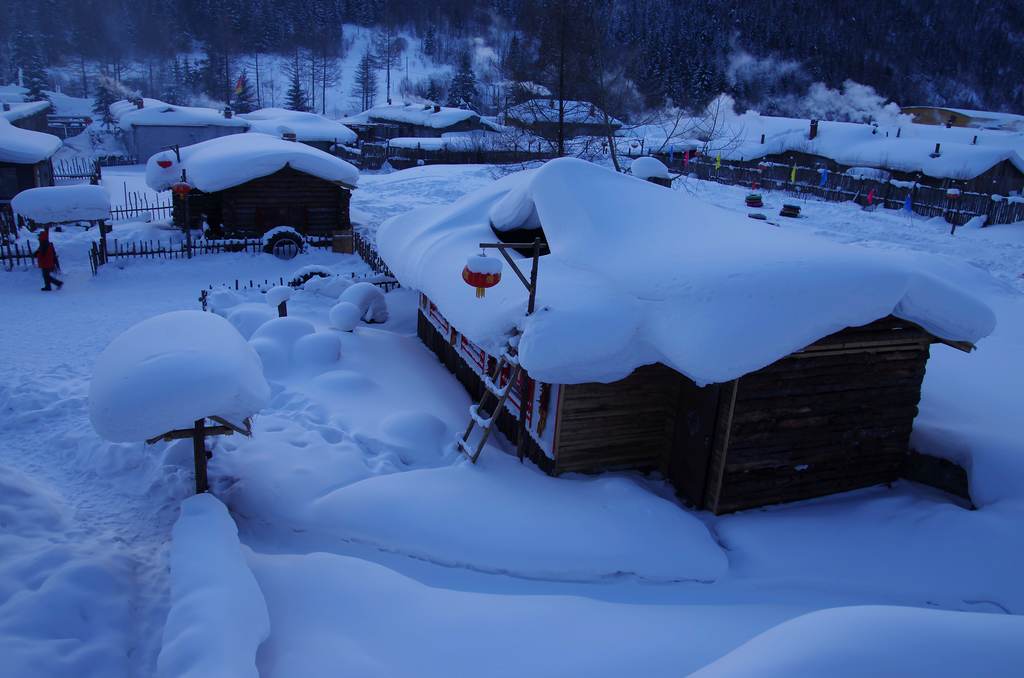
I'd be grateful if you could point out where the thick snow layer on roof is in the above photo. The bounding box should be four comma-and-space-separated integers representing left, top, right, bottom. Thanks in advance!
0, 117, 61, 163
630, 156, 670, 180
110, 98, 250, 131
89, 310, 270, 442
145, 133, 359, 193
240, 108, 357, 144
388, 131, 508, 152
1, 100, 50, 122
692, 606, 1024, 678
378, 158, 995, 385
11, 184, 110, 223
505, 99, 622, 127
348, 103, 480, 129
654, 111, 1024, 181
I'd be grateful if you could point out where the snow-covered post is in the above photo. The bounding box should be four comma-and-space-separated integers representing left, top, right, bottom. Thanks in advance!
89, 311, 270, 494
265, 285, 292, 318
171, 175, 193, 259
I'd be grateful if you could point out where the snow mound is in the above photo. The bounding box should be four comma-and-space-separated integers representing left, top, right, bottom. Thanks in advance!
264, 285, 292, 307
11, 184, 110, 223
630, 156, 670, 180
347, 103, 480, 129
329, 301, 363, 331
249, 317, 316, 377
0, 117, 61, 164
691, 606, 1024, 677
379, 157, 996, 385
208, 289, 243, 315
289, 452, 726, 582
157, 494, 269, 678
225, 304, 277, 339
145, 132, 359, 193
89, 311, 270, 442
111, 97, 250, 131
293, 332, 342, 370
338, 282, 388, 323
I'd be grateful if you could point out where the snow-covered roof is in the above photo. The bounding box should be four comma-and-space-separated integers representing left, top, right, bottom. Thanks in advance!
505, 99, 622, 128
89, 310, 270, 443
11, 184, 110, 223
145, 132, 359, 193
240, 108, 357, 144
1, 100, 50, 122
648, 112, 1024, 181
388, 131, 508, 152
0, 117, 61, 164
111, 98, 251, 131
378, 158, 995, 386
345, 103, 480, 130
903, 105, 1024, 131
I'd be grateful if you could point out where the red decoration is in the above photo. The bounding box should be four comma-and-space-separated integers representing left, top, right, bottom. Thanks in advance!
171, 182, 193, 196
156, 159, 173, 169
462, 254, 502, 298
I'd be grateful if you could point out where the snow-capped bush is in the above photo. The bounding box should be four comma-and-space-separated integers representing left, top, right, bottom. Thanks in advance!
249, 317, 316, 377
329, 301, 363, 331
225, 304, 277, 339
264, 285, 292, 308
208, 289, 243, 316
338, 283, 389, 323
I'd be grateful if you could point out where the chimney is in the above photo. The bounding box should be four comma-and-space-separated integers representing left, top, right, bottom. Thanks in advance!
809, 119, 818, 140
1, 103, 9, 112
897, 127, 901, 138
135, 98, 144, 109
433, 104, 441, 113
759, 133, 765, 144
223, 106, 233, 119
930, 142, 941, 158
282, 131, 297, 142
972, 135, 978, 145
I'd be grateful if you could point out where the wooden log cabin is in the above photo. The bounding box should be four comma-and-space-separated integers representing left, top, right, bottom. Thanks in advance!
418, 295, 974, 514
380, 157, 994, 515
147, 133, 359, 246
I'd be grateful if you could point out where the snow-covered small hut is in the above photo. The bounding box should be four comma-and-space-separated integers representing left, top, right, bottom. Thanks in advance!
111, 98, 250, 163
344, 103, 496, 141
0, 117, 61, 203
1, 99, 52, 133
239, 108, 357, 152
11, 184, 110, 229
145, 133, 359, 242
378, 158, 996, 514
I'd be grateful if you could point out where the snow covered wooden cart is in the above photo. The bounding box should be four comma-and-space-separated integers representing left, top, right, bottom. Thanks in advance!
380, 158, 995, 514
146, 133, 358, 251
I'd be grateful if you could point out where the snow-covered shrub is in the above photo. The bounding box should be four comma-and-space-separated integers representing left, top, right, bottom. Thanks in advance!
89, 311, 270, 442
338, 282, 389, 323
329, 301, 363, 331
289, 264, 333, 288
225, 304, 277, 339
207, 289, 242, 316
249, 317, 316, 377
293, 332, 342, 370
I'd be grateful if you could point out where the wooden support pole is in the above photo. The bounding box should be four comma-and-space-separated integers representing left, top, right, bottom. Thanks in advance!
192, 418, 209, 494
277, 301, 288, 317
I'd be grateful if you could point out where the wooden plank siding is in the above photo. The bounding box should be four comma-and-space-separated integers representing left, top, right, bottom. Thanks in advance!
173, 165, 351, 237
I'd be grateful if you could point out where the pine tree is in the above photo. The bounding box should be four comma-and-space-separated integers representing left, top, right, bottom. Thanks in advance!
232, 69, 257, 113
422, 25, 437, 57
92, 75, 123, 130
284, 54, 308, 112
351, 47, 378, 111
13, 34, 49, 102
425, 78, 443, 105
447, 51, 478, 108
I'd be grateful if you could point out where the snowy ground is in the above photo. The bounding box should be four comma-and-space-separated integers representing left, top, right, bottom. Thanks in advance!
1, 163, 1022, 676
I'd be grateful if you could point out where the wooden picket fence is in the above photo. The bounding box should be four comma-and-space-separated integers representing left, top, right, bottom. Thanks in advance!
89, 236, 335, 274
353, 230, 395, 278
110, 190, 174, 222
52, 157, 102, 185
1, 239, 37, 271
662, 156, 1024, 227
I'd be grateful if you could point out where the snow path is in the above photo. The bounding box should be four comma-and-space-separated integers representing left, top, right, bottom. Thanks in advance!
0, 243, 366, 677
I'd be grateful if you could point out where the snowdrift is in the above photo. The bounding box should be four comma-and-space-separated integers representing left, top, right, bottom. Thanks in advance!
691, 605, 1024, 677
157, 494, 269, 678
11, 184, 110, 223
0, 117, 61, 164
89, 311, 270, 442
145, 132, 359, 193
378, 157, 995, 385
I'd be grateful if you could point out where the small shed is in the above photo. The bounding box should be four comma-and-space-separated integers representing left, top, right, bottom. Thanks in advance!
0, 118, 61, 202
111, 98, 250, 163
346, 103, 492, 138
379, 158, 996, 514
145, 133, 359, 242
2, 100, 52, 133
239, 108, 357, 153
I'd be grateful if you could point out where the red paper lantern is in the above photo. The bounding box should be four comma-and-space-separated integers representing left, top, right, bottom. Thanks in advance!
171, 182, 193, 196
462, 254, 502, 298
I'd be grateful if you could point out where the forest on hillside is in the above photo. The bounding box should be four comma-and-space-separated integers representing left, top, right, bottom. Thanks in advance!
3, 0, 1023, 118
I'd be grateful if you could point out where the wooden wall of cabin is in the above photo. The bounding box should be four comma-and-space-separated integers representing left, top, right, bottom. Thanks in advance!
220, 167, 350, 237
703, 317, 933, 514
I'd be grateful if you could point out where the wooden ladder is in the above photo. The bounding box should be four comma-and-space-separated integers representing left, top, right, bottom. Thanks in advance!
457, 334, 522, 463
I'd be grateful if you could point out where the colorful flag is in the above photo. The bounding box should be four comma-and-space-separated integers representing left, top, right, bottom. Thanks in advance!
904, 194, 913, 212
867, 188, 875, 205
714, 153, 721, 170
234, 73, 247, 96
818, 167, 828, 188
684, 149, 690, 168
790, 164, 797, 183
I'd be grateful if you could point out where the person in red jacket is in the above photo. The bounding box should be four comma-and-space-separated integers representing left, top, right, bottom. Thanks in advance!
35, 230, 63, 291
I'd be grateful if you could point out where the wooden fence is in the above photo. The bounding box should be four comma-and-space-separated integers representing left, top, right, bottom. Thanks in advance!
353, 230, 395, 278
52, 157, 101, 184
1, 239, 37, 271
110, 190, 174, 222
89, 236, 335, 274
663, 156, 1024, 227
386, 145, 555, 170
